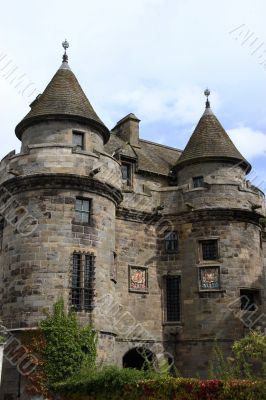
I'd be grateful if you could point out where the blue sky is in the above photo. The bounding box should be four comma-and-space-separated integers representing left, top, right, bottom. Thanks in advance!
0, 0, 265, 190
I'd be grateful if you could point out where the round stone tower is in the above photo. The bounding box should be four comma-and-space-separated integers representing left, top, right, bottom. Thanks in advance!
170, 92, 265, 376
0, 42, 122, 374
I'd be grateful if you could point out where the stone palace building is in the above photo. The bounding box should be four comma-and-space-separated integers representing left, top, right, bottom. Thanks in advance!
0, 43, 265, 398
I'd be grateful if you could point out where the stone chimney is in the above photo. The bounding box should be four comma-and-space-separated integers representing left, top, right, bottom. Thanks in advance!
112, 113, 140, 147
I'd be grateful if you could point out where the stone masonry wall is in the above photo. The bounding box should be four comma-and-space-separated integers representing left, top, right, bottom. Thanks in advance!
0, 187, 117, 331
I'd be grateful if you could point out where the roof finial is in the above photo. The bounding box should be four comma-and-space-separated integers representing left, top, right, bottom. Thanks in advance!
62, 39, 69, 63
204, 88, 210, 108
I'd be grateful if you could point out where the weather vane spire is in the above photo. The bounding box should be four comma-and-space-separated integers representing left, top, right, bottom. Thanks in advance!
204, 88, 210, 108
62, 39, 69, 63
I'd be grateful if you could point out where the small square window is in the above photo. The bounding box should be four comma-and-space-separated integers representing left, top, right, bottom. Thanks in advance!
129, 266, 148, 293
75, 198, 91, 224
121, 162, 132, 186
199, 266, 220, 290
240, 289, 260, 311
73, 131, 84, 150
193, 176, 204, 188
200, 240, 218, 260
165, 231, 178, 253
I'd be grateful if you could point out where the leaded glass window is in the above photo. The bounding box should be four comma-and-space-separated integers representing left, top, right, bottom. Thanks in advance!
0, 219, 4, 251
121, 162, 132, 186
201, 240, 218, 260
199, 266, 220, 290
110, 251, 118, 283
71, 252, 95, 311
71, 253, 82, 310
165, 231, 178, 253
75, 198, 91, 224
193, 176, 204, 188
73, 131, 84, 150
165, 276, 181, 322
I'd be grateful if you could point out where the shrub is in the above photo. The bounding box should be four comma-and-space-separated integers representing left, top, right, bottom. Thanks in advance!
209, 331, 266, 380
23, 298, 97, 398
53, 373, 266, 400
233, 331, 266, 377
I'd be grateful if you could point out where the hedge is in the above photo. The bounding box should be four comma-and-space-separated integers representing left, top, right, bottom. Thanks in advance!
53, 367, 266, 400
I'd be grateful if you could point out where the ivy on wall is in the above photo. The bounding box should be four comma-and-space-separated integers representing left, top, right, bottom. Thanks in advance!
23, 298, 97, 398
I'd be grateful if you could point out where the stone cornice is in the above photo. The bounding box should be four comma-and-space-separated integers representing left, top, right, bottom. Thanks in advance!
2, 173, 123, 205
116, 207, 161, 223
116, 207, 263, 225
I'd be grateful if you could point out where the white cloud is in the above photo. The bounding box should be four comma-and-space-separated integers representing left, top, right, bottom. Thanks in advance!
228, 126, 266, 159
112, 85, 220, 126
0, 0, 266, 187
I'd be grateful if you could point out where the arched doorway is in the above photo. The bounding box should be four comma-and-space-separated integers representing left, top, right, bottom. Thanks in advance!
122, 347, 156, 370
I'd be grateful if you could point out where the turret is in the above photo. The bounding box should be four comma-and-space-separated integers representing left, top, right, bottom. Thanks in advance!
0, 42, 122, 343
176, 90, 251, 186
16, 40, 109, 153
169, 90, 265, 376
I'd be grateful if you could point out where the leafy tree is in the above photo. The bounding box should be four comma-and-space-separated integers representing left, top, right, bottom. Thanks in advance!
209, 331, 266, 379
232, 330, 266, 377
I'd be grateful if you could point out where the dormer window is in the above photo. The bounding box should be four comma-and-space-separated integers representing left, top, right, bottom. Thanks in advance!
121, 162, 132, 187
193, 176, 204, 188
73, 131, 84, 150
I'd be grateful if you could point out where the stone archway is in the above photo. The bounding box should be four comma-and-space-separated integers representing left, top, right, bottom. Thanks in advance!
122, 347, 155, 370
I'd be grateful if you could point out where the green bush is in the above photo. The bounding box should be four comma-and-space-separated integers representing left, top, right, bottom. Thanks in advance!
209, 332, 266, 380
53, 366, 157, 394
40, 298, 97, 385
53, 370, 266, 400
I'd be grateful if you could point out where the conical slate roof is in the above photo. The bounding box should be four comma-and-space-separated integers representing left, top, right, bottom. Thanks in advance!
15, 61, 110, 143
176, 104, 251, 173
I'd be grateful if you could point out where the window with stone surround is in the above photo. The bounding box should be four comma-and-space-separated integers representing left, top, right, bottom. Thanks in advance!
200, 239, 219, 261
0, 219, 4, 251
193, 176, 204, 188
164, 231, 178, 253
240, 288, 261, 311
72, 131, 85, 150
110, 251, 118, 283
199, 266, 220, 291
121, 162, 132, 187
71, 252, 95, 312
165, 275, 181, 322
75, 198, 91, 224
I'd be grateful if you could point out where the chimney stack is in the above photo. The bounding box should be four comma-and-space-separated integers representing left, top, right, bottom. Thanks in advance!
112, 113, 140, 147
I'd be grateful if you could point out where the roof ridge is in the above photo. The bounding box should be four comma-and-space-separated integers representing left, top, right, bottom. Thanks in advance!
139, 138, 182, 152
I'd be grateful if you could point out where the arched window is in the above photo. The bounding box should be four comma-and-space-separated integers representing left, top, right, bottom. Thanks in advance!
164, 231, 178, 253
